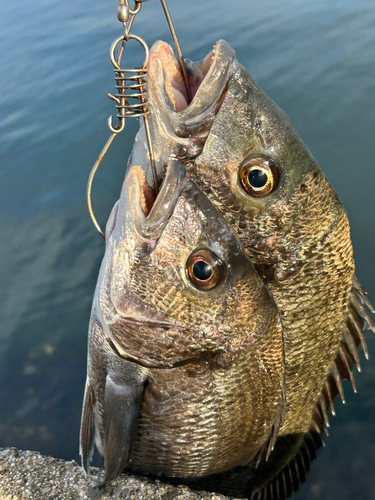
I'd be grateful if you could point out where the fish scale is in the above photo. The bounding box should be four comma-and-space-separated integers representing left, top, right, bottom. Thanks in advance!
129, 327, 284, 477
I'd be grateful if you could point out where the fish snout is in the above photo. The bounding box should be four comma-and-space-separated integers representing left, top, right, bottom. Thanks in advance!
126, 160, 187, 241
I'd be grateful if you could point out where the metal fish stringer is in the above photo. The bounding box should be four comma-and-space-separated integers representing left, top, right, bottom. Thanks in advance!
87, 0, 191, 238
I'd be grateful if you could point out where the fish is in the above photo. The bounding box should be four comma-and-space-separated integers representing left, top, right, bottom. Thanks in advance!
80, 159, 286, 485
134, 39, 375, 498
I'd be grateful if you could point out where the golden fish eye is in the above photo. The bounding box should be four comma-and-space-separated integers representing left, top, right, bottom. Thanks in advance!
186, 249, 225, 291
239, 155, 279, 197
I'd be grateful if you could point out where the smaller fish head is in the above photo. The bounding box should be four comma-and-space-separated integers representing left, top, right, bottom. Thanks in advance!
187, 60, 319, 215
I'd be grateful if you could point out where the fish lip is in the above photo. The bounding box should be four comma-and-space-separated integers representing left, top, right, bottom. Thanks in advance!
126, 159, 186, 241
148, 39, 236, 137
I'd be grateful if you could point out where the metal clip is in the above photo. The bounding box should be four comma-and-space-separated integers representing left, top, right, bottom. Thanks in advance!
87, 0, 156, 239
87, 0, 190, 238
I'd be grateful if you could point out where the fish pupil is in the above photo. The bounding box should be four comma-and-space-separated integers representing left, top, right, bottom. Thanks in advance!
248, 169, 268, 188
193, 261, 212, 281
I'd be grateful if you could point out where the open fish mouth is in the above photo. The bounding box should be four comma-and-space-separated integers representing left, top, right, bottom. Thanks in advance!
126, 159, 186, 241
148, 39, 235, 137
121, 40, 236, 219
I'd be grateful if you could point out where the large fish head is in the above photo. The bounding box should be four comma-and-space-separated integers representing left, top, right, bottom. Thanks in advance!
144, 40, 340, 270
101, 159, 284, 371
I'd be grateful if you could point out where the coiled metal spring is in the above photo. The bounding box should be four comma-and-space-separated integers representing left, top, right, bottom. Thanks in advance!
112, 67, 148, 119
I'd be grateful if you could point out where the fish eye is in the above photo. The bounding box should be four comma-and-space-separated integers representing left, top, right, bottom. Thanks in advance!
239, 155, 279, 197
186, 249, 225, 291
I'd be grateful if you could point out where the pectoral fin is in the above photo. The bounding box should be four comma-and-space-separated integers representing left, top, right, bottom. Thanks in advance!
81, 312, 150, 485
100, 370, 145, 485
80, 379, 96, 474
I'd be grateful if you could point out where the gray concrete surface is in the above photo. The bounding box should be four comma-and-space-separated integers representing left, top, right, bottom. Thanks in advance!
0, 448, 240, 500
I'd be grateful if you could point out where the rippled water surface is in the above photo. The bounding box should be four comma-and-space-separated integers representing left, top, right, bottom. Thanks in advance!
1, 0, 375, 498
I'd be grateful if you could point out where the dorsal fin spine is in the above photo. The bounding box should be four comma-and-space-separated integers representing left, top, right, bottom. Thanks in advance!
338, 345, 357, 392
323, 380, 336, 415
351, 295, 375, 332
343, 328, 361, 371
330, 363, 346, 403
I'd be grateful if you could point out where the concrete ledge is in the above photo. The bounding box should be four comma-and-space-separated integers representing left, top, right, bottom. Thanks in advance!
0, 448, 240, 500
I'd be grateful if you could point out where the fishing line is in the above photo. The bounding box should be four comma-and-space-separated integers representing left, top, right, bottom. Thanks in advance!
87, 0, 191, 239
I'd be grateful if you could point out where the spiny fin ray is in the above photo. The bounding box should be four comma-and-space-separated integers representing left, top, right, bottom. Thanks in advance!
353, 275, 375, 313
253, 276, 374, 500
256, 380, 286, 466
343, 328, 361, 371
254, 428, 325, 500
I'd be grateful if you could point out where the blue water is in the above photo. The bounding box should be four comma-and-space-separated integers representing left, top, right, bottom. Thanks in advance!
0, 0, 374, 498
